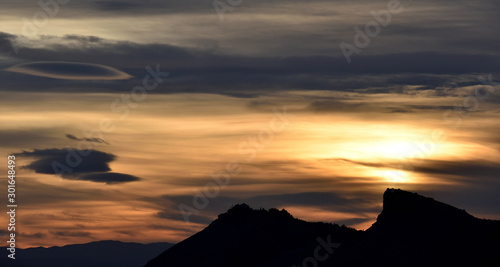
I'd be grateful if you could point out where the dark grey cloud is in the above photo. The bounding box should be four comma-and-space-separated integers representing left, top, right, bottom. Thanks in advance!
387, 108, 415, 113
61, 35, 104, 43
0, 0, 214, 18
93, 0, 139, 11
1, 32, 499, 98
18, 148, 115, 174
335, 158, 500, 183
78, 172, 140, 184
386, 104, 458, 113
113, 230, 136, 236
50, 231, 93, 238
7, 61, 132, 80
0, 32, 17, 55
411, 159, 500, 182
65, 134, 109, 144
17, 148, 140, 184
1, 0, 499, 61
305, 100, 461, 114
405, 105, 456, 111
19, 232, 47, 239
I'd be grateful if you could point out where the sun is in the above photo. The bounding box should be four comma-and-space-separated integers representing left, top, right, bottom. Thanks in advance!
367, 140, 420, 159
382, 169, 411, 183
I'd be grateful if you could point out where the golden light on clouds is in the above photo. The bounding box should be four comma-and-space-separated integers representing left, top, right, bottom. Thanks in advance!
1, 88, 499, 248
0, 1, 498, 262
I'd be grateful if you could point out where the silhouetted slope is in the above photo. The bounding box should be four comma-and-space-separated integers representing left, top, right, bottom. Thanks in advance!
146, 189, 500, 267
330, 189, 500, 266
0, 240, 173, 267
144, 204, 360, 267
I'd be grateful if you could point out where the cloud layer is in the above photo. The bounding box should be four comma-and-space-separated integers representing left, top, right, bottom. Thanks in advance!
1, 31, 498, 97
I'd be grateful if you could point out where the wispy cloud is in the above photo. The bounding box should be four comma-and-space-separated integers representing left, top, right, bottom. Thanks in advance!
65, 134, 109, 145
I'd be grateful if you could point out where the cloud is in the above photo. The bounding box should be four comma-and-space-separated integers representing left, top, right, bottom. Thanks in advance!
248, 192, 374, 212
9, 179, 106, 206
334, 158, 500, 183
410, 159, 500, 182
0, 230, 8, 237
18, 148, 115, 174
153, 191, 377, 225
307, 100, 365, 113
0, 129, 61, 148
93, 0, 139, 11
50, 231, 93, 238
65, 134, 109, 145
405, 105, 456, 111
385, 104, 463, 114
6, 61, 132, 80
1, 32, 499, 98
19, 232, 47, 239
77, 173, 140, 184
246, 100, 280, 112
17, 148, 140, 184
114, 230, 136, 236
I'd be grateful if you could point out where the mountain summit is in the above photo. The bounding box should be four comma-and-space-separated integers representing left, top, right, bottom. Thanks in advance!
146, 189, 500, 267
370, 188, 477, 232
331, 189, 500, 266
145, 204, 359, 267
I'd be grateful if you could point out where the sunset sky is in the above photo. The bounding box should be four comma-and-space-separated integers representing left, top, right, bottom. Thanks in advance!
1, 0, 499, 248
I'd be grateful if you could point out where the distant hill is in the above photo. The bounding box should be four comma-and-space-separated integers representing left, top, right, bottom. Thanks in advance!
145, 189, 500, 267
0, 240, 173, 267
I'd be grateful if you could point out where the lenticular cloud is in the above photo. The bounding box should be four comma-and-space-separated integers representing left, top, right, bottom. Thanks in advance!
6, 61, 132, 80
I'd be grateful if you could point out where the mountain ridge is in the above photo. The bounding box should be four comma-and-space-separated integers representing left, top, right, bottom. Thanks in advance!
146, 188, 500, 267
145, 203, 360, 267
0, 240, 173, 267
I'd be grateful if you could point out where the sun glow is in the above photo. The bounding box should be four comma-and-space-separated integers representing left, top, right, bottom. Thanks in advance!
382, 170, 412, 183
368, 140, 421, 159
295, 121, 461, 184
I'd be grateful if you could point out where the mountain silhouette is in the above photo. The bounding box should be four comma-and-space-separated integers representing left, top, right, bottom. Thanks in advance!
145, 189, 500, 267
330, 189, 500, 266
145, 204, 360, 267
0, 240, 173, 267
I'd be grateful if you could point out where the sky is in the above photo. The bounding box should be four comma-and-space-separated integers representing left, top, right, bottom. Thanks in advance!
0, 0, 499, 248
